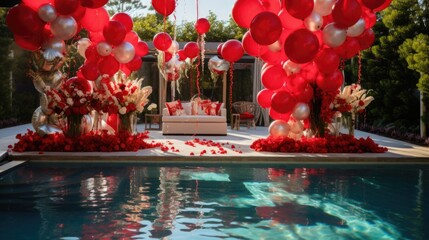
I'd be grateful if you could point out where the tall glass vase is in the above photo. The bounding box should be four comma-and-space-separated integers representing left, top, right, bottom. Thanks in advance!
66, 114, 83, 138
342, 113, 356, 137
118, 112, 137, 134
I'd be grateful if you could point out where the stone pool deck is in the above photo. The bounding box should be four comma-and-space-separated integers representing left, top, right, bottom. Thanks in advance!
0, 123, 428, 164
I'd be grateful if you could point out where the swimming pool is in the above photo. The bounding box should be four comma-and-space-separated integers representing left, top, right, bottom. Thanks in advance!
0, 162, 428, 239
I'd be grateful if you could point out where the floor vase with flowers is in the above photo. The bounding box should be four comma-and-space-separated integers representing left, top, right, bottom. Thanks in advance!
118, 112, 137, 134
66, 114, 84, 138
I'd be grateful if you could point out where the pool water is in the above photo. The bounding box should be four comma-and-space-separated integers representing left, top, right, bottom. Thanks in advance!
0, 163, 428, 240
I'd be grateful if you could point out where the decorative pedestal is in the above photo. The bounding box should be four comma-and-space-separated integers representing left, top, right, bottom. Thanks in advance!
231, 113, 240, 130
145, 114, 162, 130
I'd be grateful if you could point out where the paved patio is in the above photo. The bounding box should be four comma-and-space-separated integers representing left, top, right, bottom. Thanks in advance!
0, 123, 428, 163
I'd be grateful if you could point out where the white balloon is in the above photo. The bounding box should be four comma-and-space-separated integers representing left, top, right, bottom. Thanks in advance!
167, 40, 179, 54
97, 42, 112, 56
38, 3, 57, 22
32, 107, 48, 133
43, 37, 65, 53
50, 15, 78, 40
268, 40, 282, 52
304, 12, 324, 31
77, 38, 91, 58
347, 18, 366, 37
43, 48, 64, 61
283, 60, 301, 76
292, 103, 310, 120
314, 0, 336, 16
113, 42, 136, 63
289, 120, 304, 134
269, 120, 291, 138
323, 23, 347, 48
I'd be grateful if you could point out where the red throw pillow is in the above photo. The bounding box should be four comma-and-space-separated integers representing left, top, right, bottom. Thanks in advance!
202, 102, 223, 116
165, 100, 185, 116
240, 111, 254, 119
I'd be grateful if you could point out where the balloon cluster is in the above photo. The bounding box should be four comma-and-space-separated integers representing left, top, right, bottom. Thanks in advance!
232, 0, 391, 123
6, 0, 149, 79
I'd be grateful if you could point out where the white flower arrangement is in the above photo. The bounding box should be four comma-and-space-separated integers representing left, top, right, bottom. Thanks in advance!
332, 84, 374, 115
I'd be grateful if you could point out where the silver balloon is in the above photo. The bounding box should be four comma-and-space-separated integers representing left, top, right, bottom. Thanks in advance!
40, 93, 53, 115
32, 77, 47, 93
167, 40, 179, 54
323, 23, 347, 48
43, 48, 64, 61
268, 40, 282, 52
314, 0, 336, 16
42, 37, 65, 53
304, 12, 324, 31
347, 18, 366, 37
43, 70, 63, 89
38, 3, 57, 23
292, 102, 310, 120
81, 114, 93, 134
37, 124, 63, 136
50, 15, 78, 40
97, 41, 112, 56
283, 60, 301, 76
113, 41, 135, 63
269, 120, 291, 138
32, 107, 48, 132
77, 38, 92, 58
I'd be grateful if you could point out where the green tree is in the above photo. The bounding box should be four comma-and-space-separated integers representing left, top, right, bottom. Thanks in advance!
134, 13, 175, 41
359, 0, 424, 132
106, 0, 148, 17
0, 8, 13, 121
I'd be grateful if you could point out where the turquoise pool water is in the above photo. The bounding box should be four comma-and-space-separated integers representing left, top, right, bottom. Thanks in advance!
0, 163, 428, 239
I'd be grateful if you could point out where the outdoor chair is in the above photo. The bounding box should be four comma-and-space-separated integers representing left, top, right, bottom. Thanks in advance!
232, 101, 258, 129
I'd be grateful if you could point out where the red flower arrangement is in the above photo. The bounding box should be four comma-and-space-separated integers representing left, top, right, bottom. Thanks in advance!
9, 129, 161, 152
250, 134, 387, 153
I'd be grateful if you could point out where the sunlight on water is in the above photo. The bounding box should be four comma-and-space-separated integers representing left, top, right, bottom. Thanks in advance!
0, 164, 427, 239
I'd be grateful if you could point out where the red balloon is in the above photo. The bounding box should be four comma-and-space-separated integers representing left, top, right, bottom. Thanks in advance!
71, 4, 87, 21
221, 40, 244, 63
361, 0, 386, 10
357, 28, 375, 50
261, 0, 281, 13
184, 42, 199, 59
284, 29, 319, 64
80, 61, 99, 81
6, 5, 44, 36
135, 41, 149, 57
260, 49, 284, 65
362, 9, 376, 28
271, 90, 297, 114
126, 56, 143, 71
112, 13, 133, 33
14, 34, 42, 51
81, 0, 108, 8
217, 43, 224, 58
151, 0, 176, 16
257, 89, 274, 108
103, 21, 126, 46
374, 0, 392, 12
261, 64, 287, 90
54, 0, 79, 15
278, 8, 303, 29
316, 70, 344, 92
285, 74, 307, 93
153, 32, 172, 51
98, 55, 120, 77
106, 113, 118, 131
124, 31, 139, 46
232, 0, 264, 28
242, 31, 268, 57
250, 11, 283, 46
314, 48, 340, 73
81, 8, 110, 32
293, 83, 314, 102
22, 0, 52, 11
177, 49, 187, 61
269, 108, 291, 121
195, 18, 210, 35
120, 64, 131, 77
332, 0, 362, 28
285, 0, 314, 20
335, 37, 360, 59
89, 31, 104, 44
85, 45, 100, 63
